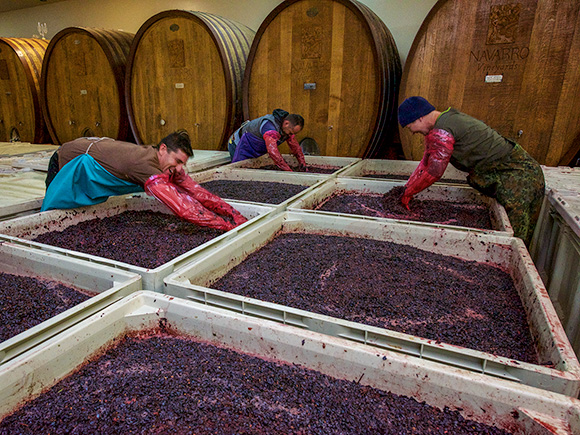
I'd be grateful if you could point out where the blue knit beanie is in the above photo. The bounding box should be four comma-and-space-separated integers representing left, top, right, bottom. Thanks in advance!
398, 96, 436, 127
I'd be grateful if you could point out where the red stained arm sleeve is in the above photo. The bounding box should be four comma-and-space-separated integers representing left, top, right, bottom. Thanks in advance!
402, 128, 455, 205
263, 130, 293, 171
145, 174, 237, 231
170, 169, 248, 226
424, 128, 455, 178
286, 134, 307, 168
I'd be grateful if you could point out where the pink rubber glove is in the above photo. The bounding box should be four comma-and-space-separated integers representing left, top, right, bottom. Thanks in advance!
401, 128, 455, 208
264, 130, 293, 171
145, 173, 236, 231
171, 168, 248, 226
286, 134, 307, 170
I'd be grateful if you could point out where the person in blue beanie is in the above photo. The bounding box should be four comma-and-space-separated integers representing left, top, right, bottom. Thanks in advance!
398, 96, 544, 246
227, 109, 307, 171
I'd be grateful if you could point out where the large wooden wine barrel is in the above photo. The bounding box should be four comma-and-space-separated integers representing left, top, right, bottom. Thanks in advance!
41, 27, 134, 145
0, 38, 50, 144
126, 10, 255, 148
400, 0, 580, 166
243, 0, 401, 158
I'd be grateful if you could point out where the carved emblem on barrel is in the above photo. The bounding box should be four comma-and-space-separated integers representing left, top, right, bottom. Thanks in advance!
486, 3, 522, 45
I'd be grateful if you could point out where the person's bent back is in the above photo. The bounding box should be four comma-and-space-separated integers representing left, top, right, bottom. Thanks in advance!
227, 109, 307, 171
42, 130, 247, 231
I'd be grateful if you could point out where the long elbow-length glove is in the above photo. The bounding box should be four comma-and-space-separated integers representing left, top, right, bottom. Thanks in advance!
401, 129, 455, 208
264, 130, 293, 171
144, 173, 236, 231
286, 134, 307, 170
171, 169, 248, 226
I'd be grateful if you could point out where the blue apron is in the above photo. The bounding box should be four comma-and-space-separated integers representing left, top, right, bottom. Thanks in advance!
41, 153, 143, 211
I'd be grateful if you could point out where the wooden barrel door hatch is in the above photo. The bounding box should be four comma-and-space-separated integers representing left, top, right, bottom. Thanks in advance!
126, 10, 255, 148
41, 27, 134, 145
400, 0, 580, 166
243, 0, 401, 158
0, 38, 50, 144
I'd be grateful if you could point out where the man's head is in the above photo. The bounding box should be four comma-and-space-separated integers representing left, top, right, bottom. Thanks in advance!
282, 114, 304, 136
398, 97, 436, 133
155, 129, 193, 175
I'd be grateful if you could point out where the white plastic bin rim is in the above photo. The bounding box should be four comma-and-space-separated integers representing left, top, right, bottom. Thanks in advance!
287, 177, 513, 237
0, 291, 578, 434
0, 194, 275, 291
163, 210, 580, 396
0, 243, 142, 365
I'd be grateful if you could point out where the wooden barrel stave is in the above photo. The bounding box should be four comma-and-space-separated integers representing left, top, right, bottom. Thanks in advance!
125, 10, 255, 148
243, 0, 401, 158
41, 27, 134, 145
356, 1, 402, 158
0, 38, 50, 144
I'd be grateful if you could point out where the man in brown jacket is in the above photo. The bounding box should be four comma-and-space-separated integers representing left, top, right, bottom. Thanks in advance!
43, 130, 247, 231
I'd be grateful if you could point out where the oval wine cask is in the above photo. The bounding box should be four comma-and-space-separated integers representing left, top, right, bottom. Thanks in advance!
41, 27, 134, 145
243, 0, 401, 158
400, 0, 580, 166
0, 37, 50, 144
126, 10, 255, 148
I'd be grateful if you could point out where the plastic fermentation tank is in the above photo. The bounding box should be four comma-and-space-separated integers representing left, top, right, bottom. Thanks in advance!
531, 189, 580, 360
0, 171, 46, 220
339, 158, 469, 185
0, 291, 578, 433
191, 167, 330, 210
0, 241, 141, 365
185, 150, 231, 173
1, 149, 54, 172
287, 177, 513, 236
0, 193, 274, 291
164, 210, 580, 396
225, 153, 360, 174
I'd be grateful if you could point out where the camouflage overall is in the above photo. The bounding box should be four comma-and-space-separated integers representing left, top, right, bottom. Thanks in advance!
468, 144, 545, 246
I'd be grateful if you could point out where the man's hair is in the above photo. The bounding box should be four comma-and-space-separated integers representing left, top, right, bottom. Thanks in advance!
284, 114, 304, 129
156, 129, 193, 157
